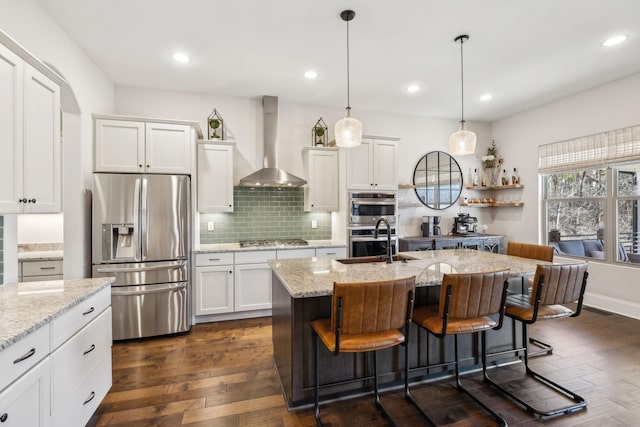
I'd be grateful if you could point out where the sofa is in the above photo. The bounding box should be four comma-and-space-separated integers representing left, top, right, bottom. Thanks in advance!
550, 239, 639, 263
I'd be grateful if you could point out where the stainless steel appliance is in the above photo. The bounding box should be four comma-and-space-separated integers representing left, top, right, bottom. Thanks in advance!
452, 213, 478, 236
91, 173, 190, 340
349, 192, 396, 226
421, 215, 441, 237
348, 192, 398, 257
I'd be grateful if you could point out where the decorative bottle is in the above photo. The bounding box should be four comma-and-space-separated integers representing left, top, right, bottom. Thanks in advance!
481, 169, 489, 187
511, 168, 520, 185
472, 168, 479, 186
501, 169, 509, 186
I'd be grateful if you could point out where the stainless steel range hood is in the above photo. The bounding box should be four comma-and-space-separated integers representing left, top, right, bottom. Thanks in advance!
239, 96, 307, 187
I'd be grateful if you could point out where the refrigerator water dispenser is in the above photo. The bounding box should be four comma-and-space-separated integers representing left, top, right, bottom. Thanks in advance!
102, 223, 135, 261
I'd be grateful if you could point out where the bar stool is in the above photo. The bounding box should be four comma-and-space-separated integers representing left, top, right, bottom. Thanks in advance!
311, 276, 416, 427
484, 262, 589, 418
506, 241, 555, 356
405, 270, 510, 427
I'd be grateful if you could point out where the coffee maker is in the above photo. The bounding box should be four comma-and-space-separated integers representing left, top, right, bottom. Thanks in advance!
421, 216, 441, 237
452, 213, 477, 235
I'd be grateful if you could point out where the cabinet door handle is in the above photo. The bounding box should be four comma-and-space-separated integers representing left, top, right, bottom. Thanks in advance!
83, 344, 96, 355
82, 307, 95, 316
139, 164, 143, 168
146, 164, 150, 168
209, 258, 221, 261
229, 204, 232, 207
13, 348, 36, 364
18, 198, 27, 203
28, 198, 36, 203
40, 266, 56, 270
326, 252, 336, 255
0, 413, 7, 422
229, 270, 232, 274
83, 391, 96, 405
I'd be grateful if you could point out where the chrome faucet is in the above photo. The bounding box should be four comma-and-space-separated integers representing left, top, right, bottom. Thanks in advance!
374, 217, 393, 263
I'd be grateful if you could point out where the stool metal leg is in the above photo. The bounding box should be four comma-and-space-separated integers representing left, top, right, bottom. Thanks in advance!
483, 321, 586, 417
372, 350, 397, 426
403, 325, 437, 426
314, 333, 325, 427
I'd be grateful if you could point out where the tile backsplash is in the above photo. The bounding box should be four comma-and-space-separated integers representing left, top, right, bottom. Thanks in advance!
199, 187, 332, 244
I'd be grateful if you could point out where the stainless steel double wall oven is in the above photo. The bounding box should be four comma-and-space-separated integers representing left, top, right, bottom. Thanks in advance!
348, 192, 398, 257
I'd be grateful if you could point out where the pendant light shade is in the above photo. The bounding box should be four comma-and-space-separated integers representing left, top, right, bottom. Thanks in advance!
449, 34, 476, 156
335, 10, 362, 148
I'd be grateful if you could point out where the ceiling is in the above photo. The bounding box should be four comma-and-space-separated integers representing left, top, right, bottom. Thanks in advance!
36, 0, 640, 122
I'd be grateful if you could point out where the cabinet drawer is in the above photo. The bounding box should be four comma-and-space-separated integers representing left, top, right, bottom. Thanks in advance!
0, 324, 50, 392
277, 248, 315, 259
0, 357, 50, 427
51, 286, 111, 350
235, 250, 276, 264
195, 252, 233, 266
51, 307, 112, 412
21, 274, 63, 282
315, 247, 347, 258
21, 259, 63, 277
52, 350, 112, 427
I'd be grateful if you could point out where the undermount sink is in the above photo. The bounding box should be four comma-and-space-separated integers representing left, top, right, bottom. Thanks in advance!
336, 255, 419, 264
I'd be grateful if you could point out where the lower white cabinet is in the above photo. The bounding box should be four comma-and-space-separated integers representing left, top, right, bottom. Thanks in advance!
195, 246, 346, 320
0, 357, 50, 427
19, 259, 63, 282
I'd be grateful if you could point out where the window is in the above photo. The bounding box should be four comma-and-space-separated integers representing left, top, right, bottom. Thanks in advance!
540, 125, 640, 265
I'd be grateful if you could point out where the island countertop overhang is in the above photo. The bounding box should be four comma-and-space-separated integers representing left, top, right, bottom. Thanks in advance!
268, 249, 546, 298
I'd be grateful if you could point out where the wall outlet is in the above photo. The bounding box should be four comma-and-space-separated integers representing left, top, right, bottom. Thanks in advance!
207, 221, 215, 231
311, 220, 317, 229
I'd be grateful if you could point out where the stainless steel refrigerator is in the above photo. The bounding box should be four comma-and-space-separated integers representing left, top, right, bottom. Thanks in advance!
91, 173, 191, 340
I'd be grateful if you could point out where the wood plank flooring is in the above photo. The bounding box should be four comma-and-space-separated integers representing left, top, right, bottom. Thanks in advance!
88, 307, 640, 426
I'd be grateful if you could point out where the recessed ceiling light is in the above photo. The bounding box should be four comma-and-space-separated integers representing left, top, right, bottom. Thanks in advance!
304, 70, 318, 79
602, 35, 628, 47
407, 84, 420, 93
172, 52, 190, 63
480, 93, 493, 102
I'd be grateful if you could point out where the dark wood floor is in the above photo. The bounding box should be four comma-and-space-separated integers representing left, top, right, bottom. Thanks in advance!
88, 306, 640, 426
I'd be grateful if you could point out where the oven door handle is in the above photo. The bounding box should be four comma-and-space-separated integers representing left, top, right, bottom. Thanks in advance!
350, 237, 397, 242
351, 200, 396, 205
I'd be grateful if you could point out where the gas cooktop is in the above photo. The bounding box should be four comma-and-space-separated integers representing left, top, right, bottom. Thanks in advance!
238, 239, 309, 248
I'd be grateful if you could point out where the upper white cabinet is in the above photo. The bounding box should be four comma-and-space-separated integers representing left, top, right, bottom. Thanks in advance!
346, 137, 398, 191
0, 41, 61, 214
302, 147, 339, 211
94, 115, 201, 174
197, 141, 234, 212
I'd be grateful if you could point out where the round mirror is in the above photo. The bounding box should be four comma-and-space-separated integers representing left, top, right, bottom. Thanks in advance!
413, 151, 463, 209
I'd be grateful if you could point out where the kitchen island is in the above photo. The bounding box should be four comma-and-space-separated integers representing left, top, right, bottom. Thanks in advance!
269, 250, 549, 408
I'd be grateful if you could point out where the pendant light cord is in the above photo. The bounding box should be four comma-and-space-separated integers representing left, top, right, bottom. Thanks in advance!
459, 36, 465, 123
346, 18, 351, 109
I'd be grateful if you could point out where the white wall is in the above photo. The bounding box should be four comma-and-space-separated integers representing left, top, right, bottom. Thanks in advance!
491, 72, 640, 319
17, 214, 64, 243
115, 86, 493, 242
0, 0, 115, 281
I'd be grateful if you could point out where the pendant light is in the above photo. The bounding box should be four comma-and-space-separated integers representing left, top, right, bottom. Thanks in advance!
335, 10, 363, 148
448, 34, 476, 156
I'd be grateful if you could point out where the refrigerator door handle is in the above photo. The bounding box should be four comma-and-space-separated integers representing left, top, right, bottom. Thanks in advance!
111, 282, 187, 297
96, 261, 186, 274
133, 178, 142, 261
141, 177, 149, 260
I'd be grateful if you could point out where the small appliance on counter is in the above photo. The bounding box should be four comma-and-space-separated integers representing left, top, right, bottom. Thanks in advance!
452, 213, 478, 235
421, 216, 441, 237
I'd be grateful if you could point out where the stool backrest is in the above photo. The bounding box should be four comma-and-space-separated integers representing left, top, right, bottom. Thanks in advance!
531, 262, 589, 307
507, 242, 554, 262
332, 276, 416, 334
439, 270, 510, 320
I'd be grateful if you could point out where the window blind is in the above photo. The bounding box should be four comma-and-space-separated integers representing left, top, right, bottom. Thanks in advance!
539, 125, 640, 172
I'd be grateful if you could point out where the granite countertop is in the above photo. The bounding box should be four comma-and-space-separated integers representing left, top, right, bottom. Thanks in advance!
17, 243, 64, 261
0, 278, 114, 351
268, 249, 550, 298
195, 239, 346, 253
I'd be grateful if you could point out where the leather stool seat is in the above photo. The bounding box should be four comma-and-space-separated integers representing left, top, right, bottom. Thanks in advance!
311, 318, 405, 352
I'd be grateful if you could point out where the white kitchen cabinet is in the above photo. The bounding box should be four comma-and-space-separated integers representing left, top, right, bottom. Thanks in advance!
234, 251, 275, 312
94, 115, 199, 174
0, 357, 50, 427
197, 141, 234, 212
315, 247, 347, 259
276, 248, 316, 259
346, 137, 398, 191
302, 147, 339, 211
194, 253, 234, 315
19, 259, 63, 282
0, 42, 61, 214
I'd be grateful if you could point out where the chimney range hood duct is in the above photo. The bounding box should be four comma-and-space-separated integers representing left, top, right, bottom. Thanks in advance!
239, 96, 307, 187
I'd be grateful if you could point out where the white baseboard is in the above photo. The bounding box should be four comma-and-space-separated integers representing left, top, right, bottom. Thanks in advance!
584, 292, 640, 320
192, 309, 272, 325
